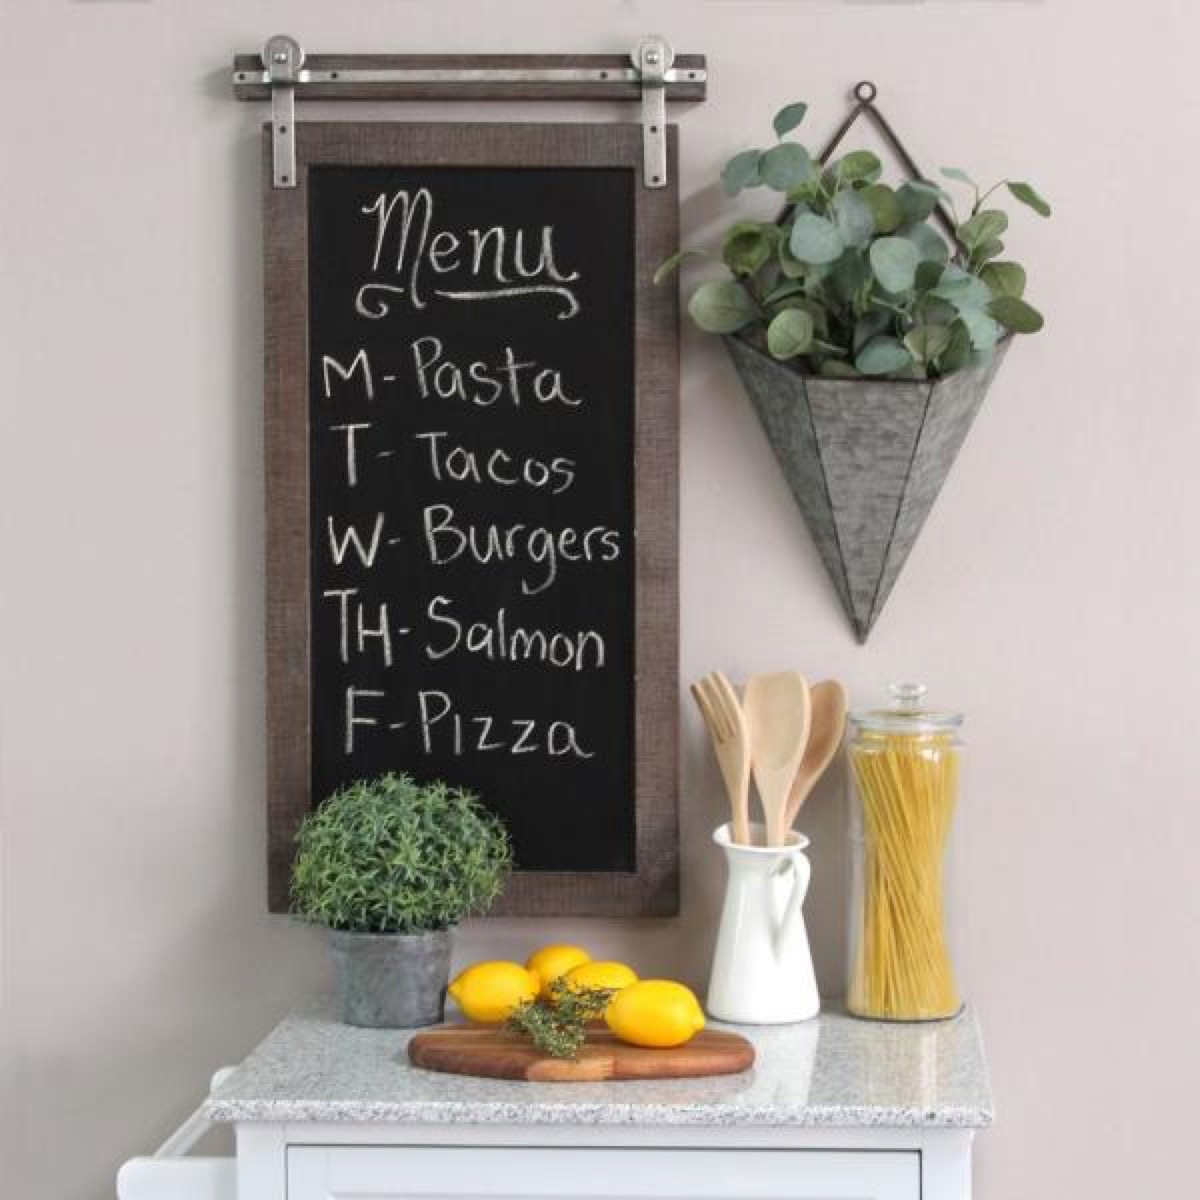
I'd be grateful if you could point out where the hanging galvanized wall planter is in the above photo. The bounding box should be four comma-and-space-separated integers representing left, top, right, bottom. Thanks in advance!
726, 335, 1009, 642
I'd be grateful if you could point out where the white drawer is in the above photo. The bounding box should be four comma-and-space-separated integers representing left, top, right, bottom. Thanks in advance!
287, 1144, 920, 1200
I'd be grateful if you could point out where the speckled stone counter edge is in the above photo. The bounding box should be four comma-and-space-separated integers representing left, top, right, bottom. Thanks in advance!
202, 999, 993, 1130
204, 1095, 993, 1128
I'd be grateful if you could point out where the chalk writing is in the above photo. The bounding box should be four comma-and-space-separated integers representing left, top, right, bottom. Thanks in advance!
308, 164, 636, 872
357, 188, 582, 319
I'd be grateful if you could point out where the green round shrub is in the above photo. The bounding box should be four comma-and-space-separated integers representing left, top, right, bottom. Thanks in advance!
290, 773, 512, 933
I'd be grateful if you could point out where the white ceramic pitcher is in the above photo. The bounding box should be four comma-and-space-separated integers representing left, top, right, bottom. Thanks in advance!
707, 822, 819, 1024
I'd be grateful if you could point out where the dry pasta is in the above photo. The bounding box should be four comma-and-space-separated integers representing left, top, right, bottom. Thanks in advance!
848, 731, 960, 1020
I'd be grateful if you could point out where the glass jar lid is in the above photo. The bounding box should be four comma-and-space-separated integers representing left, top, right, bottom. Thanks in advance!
849, 682, 963, 734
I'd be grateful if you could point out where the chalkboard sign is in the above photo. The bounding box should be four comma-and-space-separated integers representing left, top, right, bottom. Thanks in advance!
264, 124, 679, 915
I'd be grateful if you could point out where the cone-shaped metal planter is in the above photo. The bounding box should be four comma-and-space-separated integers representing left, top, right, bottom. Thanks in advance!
726, 335, 1009, 642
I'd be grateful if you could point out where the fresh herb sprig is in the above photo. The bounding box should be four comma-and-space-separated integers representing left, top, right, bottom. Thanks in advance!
506, 979, 616, 1059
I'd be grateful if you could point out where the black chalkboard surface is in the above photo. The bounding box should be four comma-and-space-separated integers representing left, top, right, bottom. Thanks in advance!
308, 165, 636, 871
264, 123, 679, 915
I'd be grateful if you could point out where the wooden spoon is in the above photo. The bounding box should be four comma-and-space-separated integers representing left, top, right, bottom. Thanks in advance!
690, 671, 751, 846
784, 680, 848, 831
743, 671, 812, 847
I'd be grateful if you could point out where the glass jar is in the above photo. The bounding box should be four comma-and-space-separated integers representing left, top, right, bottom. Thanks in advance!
846, 683, 964, 1021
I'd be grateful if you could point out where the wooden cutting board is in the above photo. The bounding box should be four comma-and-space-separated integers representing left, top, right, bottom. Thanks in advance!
408, 1024, 755, 1082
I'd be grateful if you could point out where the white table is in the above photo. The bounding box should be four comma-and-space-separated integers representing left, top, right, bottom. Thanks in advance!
118, 998, 993, 1200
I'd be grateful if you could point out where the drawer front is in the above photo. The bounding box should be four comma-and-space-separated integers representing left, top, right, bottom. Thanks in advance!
287, 1145, 919, 1200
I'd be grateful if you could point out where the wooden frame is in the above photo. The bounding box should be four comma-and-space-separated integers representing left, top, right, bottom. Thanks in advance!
264, 122, 679, 915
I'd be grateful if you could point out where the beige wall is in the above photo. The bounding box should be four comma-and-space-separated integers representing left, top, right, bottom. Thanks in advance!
2, 1, 1196, 1196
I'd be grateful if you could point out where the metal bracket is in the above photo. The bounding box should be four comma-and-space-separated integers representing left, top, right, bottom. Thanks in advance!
632, 37, 671, 188
243, 34, 700, 190
264, 34, 303, 188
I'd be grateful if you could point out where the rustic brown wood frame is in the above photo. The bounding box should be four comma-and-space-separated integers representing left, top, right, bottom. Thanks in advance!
264, 122, 680, 916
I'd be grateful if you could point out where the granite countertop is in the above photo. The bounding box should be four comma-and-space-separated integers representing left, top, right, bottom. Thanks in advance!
204, 997, 992, 1128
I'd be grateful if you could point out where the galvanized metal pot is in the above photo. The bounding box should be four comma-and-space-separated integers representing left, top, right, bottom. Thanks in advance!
726, 335, 1010, 642
330, 929, 452, 1028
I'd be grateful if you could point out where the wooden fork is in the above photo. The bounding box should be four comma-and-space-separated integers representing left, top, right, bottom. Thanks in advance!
690, 671, 752, 846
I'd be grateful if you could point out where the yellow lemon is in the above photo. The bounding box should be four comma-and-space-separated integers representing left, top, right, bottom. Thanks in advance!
448, 961, 540, 1023
526, 944, 592, 998
563, 960, 638, 995
604, 980, 706, 1048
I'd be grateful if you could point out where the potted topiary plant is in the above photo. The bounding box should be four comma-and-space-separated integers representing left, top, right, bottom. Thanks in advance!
659, 91, 1051, 640
291, 772, 512, 1028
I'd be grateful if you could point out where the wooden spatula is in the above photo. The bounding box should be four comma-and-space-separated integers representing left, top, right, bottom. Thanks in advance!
690, 671, 751, 845
784, 679, 848, 832
743, 671, 812, 847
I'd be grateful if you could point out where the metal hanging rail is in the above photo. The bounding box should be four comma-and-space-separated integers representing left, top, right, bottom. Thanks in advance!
232, 35, 707, 190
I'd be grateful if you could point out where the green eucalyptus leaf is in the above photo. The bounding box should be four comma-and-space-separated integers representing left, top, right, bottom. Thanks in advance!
785, 180, 822, 206
760, 142, 815, 191
653, 248, 706, 286
917, 296, 959, 326
773, 101, 809, 138
959, 209, 1009, 248
941, 166, 977, 189
861, 183, 902, 233
777, 235, 808, 278
904, 324, 954, 364
939, 321, 974, 374
763, 280, 807, 307
789, 213, 845, 264
931, 264, 992, 310
804, 261, 834, 287
721, 148, 762, 196
980, 260, 1027, 299
687, 279, 759, 333
988, 295, 1045, 333
868, 236, 920, 293
931, 264, 976, 294
897, 181, 942, 224
723, 221, 779, 276
766, 308, 816, 359
770, 294, 829, 336
915, 260, 944, 294
832, 189, 875, 247
819, 359, 862, 379
853, 310, 890, 353
903, 221, 951, 266
836, 150, 882, 183
831, 250, 872, 306
973, 237, 1005, 265
855, 336, 913, 377
957, 305, 1003, 351
1007, 180, 1052, 217
872, 286, 911, 309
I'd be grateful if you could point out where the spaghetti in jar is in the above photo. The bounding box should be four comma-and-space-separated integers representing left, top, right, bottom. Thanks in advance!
847, 683, 963, 1022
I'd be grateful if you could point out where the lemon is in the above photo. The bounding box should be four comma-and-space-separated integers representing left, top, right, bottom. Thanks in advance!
605, 980, 706, 1048
526, 944, 592, 998
448, 961, 540, 1023
562, 960, 638, 995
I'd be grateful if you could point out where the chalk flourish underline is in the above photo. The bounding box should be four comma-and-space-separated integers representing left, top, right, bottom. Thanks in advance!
354, 282, 580, 321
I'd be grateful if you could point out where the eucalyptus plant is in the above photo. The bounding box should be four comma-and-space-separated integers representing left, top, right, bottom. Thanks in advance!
291, 773, 512, 934
658, 100, 1051, 379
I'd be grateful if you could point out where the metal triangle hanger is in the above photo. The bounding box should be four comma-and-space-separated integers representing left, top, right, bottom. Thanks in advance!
817, 81, 959, 244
